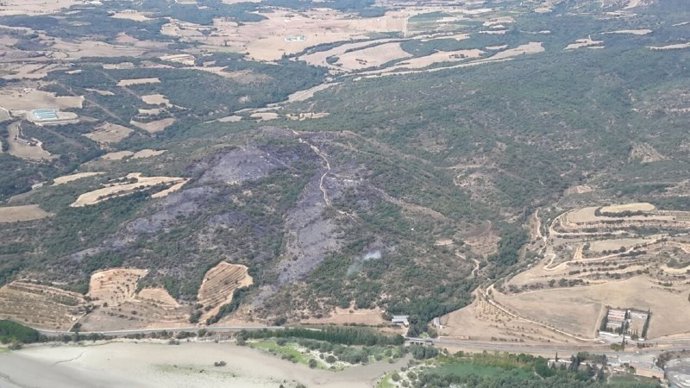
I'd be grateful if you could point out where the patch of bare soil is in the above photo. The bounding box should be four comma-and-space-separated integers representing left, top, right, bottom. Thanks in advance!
0, 0, 80, 16
649, 42, 690, 50
302, 305, 387, 326
7, 122, 54, 161
131, 149, 167, 159
130, 117, 176, 133
88, 268, 149, 307
71, 173, 187, 207
52, 172, 104, 185
0, 281, 86, 330
334, 42, 412, 71
0, 87, 83, 111
565, 37, 604, 50
0, 204, 51, 223
100, 150, 134, 160
84, 122, 134, 145
197, 262, 253, 321
117, 78, 161, 87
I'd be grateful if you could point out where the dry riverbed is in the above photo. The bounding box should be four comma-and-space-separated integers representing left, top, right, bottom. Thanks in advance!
0, 341, 407, 388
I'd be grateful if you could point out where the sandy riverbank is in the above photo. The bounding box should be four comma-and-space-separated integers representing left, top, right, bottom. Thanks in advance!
0, 341, 407, 387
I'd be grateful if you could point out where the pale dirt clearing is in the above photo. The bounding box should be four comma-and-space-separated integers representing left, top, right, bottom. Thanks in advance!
0, 88, 84, 111
0, 204, 51, 223
141, 94, 172, 106
606, 29, 652, 35
0, 342, 408, 388
137, 287, 180, 308
364, 42, 545, 77
48, 38, 148, 59
299, 38, 397, 69
288, 82, 339, 103
151, 178, 189, 198
302, 306, 387, 326
7, 122, 54, 161
0, 63, 66, 81
131, 117, 176, 133
117, 77, 161, 86
0, 281, 85, 330
100, 150, 135, 160
88, 268, 150, 307
85, 88, 115, 96
586, 237, 658, 253
52, 172, 104, 185
132, 149, 167, 159
600, 202, 656, 214
564, 184, 593, 195
649, 42, 690, 50
334, 42, 412, 70
84, 122, 133, 145
565, 37, 604, 50
71, 173, 187, 207
380, 48, 484, 73
286, 112, 330, 120
218, 115, 243, 122
250, 112, 279, 121
111, 10, 154, 22
197, 262, 253, 322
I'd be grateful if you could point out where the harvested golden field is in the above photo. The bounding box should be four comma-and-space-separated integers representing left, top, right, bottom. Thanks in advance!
494, 277, 690, 339
52, 172, 104, 185
334, 42, 412, 71
0, 88, 83, 111
197, 262, 253, 322
378, 48, 484, 73
0, 281, 86, 330
70, 173, 187, 207
117, 77, 161, 87
565, 37, 604, 50
600, 202, 656, 214
130, 117, 176, 133
6, 122, 53, 161
141, 94, 172, 106
131, 149, 166, 159
137, 287, 180, 308
302, 306, 387, 326
88, 268, 149, 307
0, 204, 51, 223
84, 122, 133, 145
299, 39, 397, 69
0, 0, 79, 16
649, 42, 690, 50
110, 10, 154, 22
100, 150, 134, 160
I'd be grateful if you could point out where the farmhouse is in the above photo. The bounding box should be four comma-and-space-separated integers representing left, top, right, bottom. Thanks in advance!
391, 315, 409, 326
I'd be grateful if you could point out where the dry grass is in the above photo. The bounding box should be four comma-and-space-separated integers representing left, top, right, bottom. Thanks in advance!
131, 149, 167, 159
71, 173, 186, 207
334, 42, 412, 71
141, 94, 172, 107
137, 287, 180, 308
88, 268, 149, 307
565, 37, 604, 50
6, 122, 54, 161
0, 88, 83, 111
130, 118, 176, 133
84, 122, 133, 145
100, 151, 134, 160
495, 277, 690, 339
380, 48, 483, 73
600, 202, 656, 214
0, 0, 79, 16
52, 172, 104, 185
606, 29, 652, 35
302, 306, 387, 326
0, 204, 51, 223
0, 281, 86, 330
117, 78, 161, 87
197, 262, 253, 322
110, 10, 154, 22
649, 42, 690, 50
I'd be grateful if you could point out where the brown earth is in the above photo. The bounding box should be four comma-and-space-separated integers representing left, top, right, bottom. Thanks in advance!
197, 262, 253, 322
0, 204, 51, 223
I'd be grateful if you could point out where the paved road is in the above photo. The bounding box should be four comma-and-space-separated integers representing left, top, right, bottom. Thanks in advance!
36, 326, 285, 337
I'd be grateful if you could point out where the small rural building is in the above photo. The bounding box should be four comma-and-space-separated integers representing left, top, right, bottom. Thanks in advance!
391, 315, 409, 326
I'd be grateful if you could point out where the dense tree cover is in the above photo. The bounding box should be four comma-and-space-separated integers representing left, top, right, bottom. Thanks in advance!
239, 327, 405, 346
0, 320, 40, 344
411, 352, 659, 388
